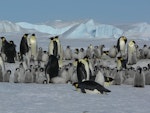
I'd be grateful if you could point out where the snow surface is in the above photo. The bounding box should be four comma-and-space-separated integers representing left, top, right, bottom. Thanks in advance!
0, 32, 150, 113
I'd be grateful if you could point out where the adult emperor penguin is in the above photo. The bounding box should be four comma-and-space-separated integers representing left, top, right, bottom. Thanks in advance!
127, 40, 137, 65
29, 34, 38, 60
133, 67, 145, 87
45, 55, 59, 83
77, 57, 90, 82
0, 53, 5, 72
116, 36, 127, 56
3, 70, 11, 82
5, 41, 16, 63
73, 80, 111, 94
20, 34, 29, 61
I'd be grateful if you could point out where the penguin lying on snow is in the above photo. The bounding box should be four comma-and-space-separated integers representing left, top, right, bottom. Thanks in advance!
73, 81, 111, 94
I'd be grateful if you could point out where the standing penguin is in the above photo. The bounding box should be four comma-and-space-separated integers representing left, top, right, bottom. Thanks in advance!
45, 55, 59, 83
29, 34, 38, 60
78, 48, 85, 59
127, 40, 137, 65
3, 70, 11, 82
37, 47, 43, 62
64, 45, 72, 60
108, 45, 118, 58
20, 34, 29, 61
0, 53, 5, 72
116, 36, 127, 56
14, 68, 20, 83
0, 65, 3, 82
141, 45, 149, 59
77, 58, 90, 82
5, 41, 16, 63
24, 69, 33, 83
134, 67, 145, 87
95, 70, 105, 86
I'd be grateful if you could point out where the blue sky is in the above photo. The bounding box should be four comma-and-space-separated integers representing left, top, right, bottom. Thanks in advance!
0, 0, 150, 24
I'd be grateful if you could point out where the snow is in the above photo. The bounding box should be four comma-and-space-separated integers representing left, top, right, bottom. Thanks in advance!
0, 20, 150, 113
0, 83, 150, 113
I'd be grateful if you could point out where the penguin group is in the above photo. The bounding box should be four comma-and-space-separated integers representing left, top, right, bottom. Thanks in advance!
0, 34, 150, 95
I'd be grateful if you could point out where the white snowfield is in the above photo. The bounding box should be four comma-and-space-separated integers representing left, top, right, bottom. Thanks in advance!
0, 19, 150, 113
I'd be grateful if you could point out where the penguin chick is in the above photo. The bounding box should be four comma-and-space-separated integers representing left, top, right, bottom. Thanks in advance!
3, 70, 11, 82
134, 67, 145, 87
14, 68, 20, 83
64, 45, 72, 60
24, 69, 33, 83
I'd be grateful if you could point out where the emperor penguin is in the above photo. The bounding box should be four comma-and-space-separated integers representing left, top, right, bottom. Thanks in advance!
116, 36, 127, 56
29, 34, 38, 60
17, 63, 25, 83
42, 51, 49, 63
113, 70, 124, 85
108, 45, 118, 58
72, 48, 79, 59
78, 48, 85, 59
127, 40, 137, 65
3, 70, 11, 82
14, 68, 20, 83
37, 47, 43, 62
0, 65, 3, 82
147, 47, 150, 59
64, 45, 72, 60
143, 66, 150, 85
24, 69, 33, 83
0, 53, 5, 72
142, 45, 149, 59
20, 34, 29, 61
134, 67, 145, 87
95, 70, 105, 86
48, 37, 54, 56
77, 57, 90, 82
1, 37, 9, 61
5, 41, 16, 63
36, 67, 47, 84
86, 44, 94, 59
117, 57, 127, 71
45, 55, 59, 83
73, 81, 111, 94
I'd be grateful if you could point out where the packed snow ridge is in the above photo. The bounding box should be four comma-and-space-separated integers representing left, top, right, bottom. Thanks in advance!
0, 19, 150, 39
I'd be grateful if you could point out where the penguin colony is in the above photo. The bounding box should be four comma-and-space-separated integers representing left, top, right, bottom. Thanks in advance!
0, 34, 150, 94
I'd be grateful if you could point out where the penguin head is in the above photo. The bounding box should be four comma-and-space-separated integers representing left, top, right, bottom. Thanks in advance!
143, 67, 147, 71
32, 33, 35, 36
129, 40, 136, 47
73, 82, 79, 88
7, 70, 11, 74
40, 67, 44, 72
80, 48, 84, 52
120, 36, 127, 43
137, 67, 142, 74
23, 34, 29, 38
67, 45, 70, 49
1, 37, 6, 41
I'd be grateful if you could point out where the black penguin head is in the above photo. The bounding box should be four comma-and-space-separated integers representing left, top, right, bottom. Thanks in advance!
23, 34, 29, 38
137, 67, 142, 74
40, 67, 44, 72
143, 67, 147, 71
67, 45, 70, 49
7, 70, 11, 74
49, 37, 54, 40
32, 33, 35, 36
73, 82, 79, 88
1, 37, 6, 41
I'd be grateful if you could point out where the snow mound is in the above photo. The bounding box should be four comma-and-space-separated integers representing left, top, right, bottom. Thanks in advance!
0, 21, 23, 33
